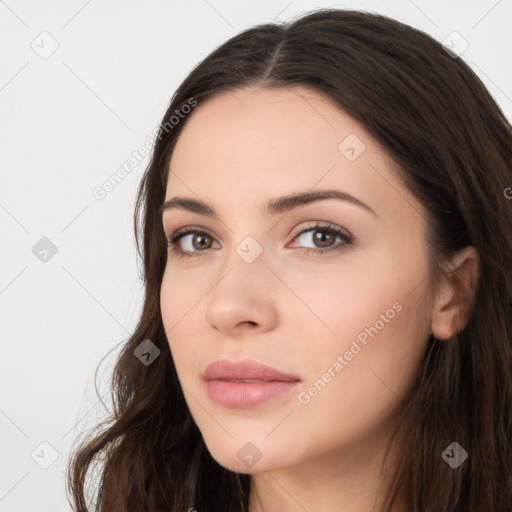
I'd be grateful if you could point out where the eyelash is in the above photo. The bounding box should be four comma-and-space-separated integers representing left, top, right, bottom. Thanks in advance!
166, 222, 353, 259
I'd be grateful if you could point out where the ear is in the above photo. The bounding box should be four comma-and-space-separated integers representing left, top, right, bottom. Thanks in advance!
431, 245, 480, 340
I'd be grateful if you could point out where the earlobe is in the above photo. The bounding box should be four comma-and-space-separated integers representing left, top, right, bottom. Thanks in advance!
431, 246, 480, 341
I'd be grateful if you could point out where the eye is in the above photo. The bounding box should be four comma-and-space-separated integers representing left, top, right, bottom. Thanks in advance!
289, 222, 353, 255
166, 222, 353, 259
167, 227, 220, 259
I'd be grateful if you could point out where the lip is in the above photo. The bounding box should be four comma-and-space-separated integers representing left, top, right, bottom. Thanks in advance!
202, 359, 301, 408
202, 359, 300, 382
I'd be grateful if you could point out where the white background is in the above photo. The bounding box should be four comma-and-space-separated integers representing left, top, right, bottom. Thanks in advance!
1, 0, 511, 510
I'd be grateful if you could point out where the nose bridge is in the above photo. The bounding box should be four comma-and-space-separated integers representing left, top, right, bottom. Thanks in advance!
216, 204, 270, 270
234, 233, 266, 266
203, 229, 279, 333
216, 231, 269, 290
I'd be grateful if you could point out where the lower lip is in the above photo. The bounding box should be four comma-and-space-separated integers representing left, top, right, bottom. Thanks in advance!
206, 380, 301, 408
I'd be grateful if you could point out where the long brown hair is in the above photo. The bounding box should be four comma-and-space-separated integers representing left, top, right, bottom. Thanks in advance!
66, 8, 512, 511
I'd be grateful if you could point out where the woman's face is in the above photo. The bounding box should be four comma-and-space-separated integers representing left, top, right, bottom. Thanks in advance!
160, 85, 436, 475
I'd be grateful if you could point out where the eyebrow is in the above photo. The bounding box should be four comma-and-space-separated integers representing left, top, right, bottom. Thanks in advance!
160, 189, 378, 219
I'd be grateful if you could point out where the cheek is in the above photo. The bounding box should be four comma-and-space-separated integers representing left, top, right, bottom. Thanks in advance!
285, 308, 427, 464
160, 262, 209, 325
276, 242, 425, 340
292, 247, 431, 424
160, 267, 205, 376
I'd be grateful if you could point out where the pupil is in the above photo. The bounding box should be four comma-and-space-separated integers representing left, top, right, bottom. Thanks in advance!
315, 230, 332, 247
195, 235, 208, 248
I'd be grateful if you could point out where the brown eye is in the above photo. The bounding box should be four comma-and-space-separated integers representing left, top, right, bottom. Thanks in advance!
188, 233, 213, 250
290, 223, 353, 254
167, 228, 220, 258
311, 228, 336, 248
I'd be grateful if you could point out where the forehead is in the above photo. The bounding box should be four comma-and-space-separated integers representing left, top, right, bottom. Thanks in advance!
164, 86, 417, 223
168, 85, 367, 171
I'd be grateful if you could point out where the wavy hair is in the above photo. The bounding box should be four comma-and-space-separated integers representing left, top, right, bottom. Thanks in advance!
66, 8, 512, 511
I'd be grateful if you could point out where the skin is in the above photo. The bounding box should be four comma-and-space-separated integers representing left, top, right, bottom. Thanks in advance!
160, 85, 479, 512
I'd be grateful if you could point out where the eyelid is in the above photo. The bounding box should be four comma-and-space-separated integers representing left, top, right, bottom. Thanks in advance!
167, 221, 352, 244
167, 224, 217, 243
289, 221, 353, 241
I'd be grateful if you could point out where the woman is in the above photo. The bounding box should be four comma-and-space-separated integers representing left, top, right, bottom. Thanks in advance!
66, 8, 512, 512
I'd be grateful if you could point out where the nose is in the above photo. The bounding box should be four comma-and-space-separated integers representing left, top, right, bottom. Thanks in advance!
204, 249, 279, 337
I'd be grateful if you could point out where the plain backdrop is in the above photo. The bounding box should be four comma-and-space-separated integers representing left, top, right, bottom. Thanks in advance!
1, 0, 511, 510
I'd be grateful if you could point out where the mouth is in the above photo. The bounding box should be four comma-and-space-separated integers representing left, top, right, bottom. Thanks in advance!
217, 378, 280, 382
202, 359, 301, 408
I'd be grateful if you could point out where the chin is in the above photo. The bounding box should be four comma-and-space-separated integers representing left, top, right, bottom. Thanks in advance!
203, 436, 289, 475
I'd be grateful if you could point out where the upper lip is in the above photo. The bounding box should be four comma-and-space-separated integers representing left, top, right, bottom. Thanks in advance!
202, 359, 301, 382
